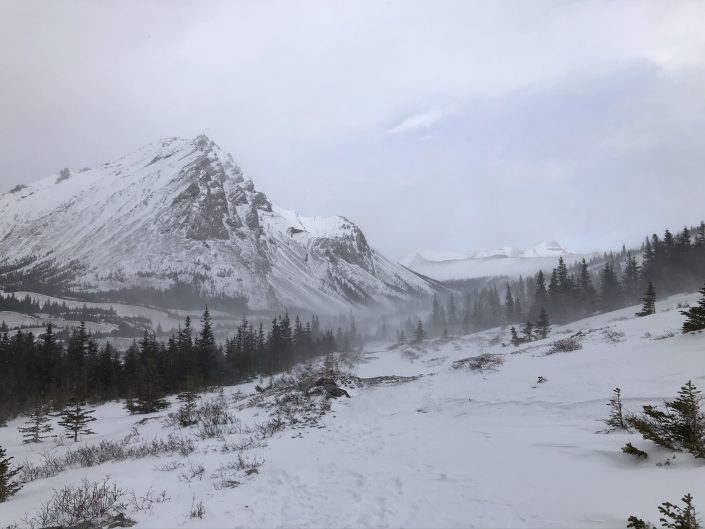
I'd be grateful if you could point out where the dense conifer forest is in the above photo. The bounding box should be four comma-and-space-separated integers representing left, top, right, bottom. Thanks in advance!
0, 309, 353, 420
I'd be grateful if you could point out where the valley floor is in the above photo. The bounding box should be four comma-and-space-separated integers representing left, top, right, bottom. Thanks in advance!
2, 293, 704, 528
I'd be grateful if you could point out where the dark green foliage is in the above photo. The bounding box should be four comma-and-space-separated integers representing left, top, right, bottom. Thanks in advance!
57, 399, 96, 442
658, 494, 700, 529
637, 280, 657, 317
627, 381, 705, 458
509, 326, 520, 346
681, 283, 705, 333
17, 404, 53, 443
0, 445, 22, 502
535, 308, 550, 339
175, 391, 200, 427
124, 331, 170, 414
629, 494, 700, 529
0, 307, 342, 419
622, 442, 648, 459
627, 516, 650, 529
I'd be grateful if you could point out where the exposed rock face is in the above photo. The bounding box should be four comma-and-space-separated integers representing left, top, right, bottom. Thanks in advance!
0, 135, 431, 312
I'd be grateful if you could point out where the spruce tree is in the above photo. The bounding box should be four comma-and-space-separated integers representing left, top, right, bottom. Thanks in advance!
413, 320, 425, 344
522, 321, 534, 342
602, 387, 628, 431
0, 445, 22, 502
535, 308, 551, 339
176, 390, 199, 427
195, 307, 218, 382
627, 380, 705, 458
510, 326, 521, 346
57, 399, 97, 442
126, 332, 169, 414
17, 404, 53, 443
681, 282, 705, 333
636, 280, 656, 317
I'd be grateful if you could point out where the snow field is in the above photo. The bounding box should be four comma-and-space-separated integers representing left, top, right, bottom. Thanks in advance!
1, 292, 703, 528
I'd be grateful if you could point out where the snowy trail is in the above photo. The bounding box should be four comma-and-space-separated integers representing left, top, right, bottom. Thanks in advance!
2, 293, 704, 528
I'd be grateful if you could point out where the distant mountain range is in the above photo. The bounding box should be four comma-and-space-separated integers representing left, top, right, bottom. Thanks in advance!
400, 242, 595, 281
0, 135, 431, 313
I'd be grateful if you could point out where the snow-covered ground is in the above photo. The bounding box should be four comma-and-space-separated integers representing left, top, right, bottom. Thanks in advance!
1, 292, 703, 528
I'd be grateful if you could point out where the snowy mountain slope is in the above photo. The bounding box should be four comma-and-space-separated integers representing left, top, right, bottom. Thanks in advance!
0, 136, 431, 312
2, 292, 703, 528
401, 241, 595, 281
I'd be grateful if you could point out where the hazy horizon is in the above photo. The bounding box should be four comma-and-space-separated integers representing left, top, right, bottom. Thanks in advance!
2, 1, 705, 259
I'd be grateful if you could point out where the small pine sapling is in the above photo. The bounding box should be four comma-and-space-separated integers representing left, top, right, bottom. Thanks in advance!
636, 280, 657, 317
602, 387, 630, 432
627, 381, 705, 458
658, 493, 700, 529
57, 399, 97, 442
0, 445, 22, 502
17, 403, 54, 443
629, 493, 701, 529
176, 391, 200, 427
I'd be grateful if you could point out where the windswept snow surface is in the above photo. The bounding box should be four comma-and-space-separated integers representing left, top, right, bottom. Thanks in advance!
2, 293, 704, 528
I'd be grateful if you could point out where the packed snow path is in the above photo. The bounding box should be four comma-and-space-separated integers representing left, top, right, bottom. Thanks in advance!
2, 293, 704, 527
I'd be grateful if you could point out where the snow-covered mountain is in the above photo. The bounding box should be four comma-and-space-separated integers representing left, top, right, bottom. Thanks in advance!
0, 135, 431, 312
400, 241, 590, 281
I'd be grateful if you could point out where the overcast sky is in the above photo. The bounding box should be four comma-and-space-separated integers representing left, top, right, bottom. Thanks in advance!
2, 1, 705, 259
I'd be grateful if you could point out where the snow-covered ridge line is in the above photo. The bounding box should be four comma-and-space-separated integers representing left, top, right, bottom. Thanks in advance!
0, 135, 433, 313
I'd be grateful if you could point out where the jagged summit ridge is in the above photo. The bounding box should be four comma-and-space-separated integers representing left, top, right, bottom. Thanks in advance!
0, 135, 431, 312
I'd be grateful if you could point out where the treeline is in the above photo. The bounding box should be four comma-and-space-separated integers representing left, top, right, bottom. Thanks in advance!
0, 309, 354, 420
412, 221, 705, 337
0, 293, 119, 322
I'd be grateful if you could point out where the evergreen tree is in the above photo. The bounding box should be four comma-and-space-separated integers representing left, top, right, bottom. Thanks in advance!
636, 280, 656, 317
195, 307, 218, 382
602, 387, 628, 431
504, 285, 515, 324
521, 321, 534, 342
627, 380, 705, 458
577, 258, 596, 315
125, 331, 169, 414
681, 282, 705, 333
533, 270, 548, 318
623, 252, 641, 303
57, 399, 97, 442
658, 493, 700, 529
413, 320, 426, 344
599, 261, 623, 311
17, 404, 53, 443
175, 390, 199, 427
509, 326, 521, 346
0, 445, 22, 502
535, 308, 551, 339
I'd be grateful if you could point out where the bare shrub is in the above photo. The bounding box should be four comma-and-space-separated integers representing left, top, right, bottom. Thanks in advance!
179, 461, 205, 483
452, 353, 504, 373
547, 337, 582, 354
26, 477, 128, 528
153, 460, 184, 472
221, 436, 266, 453
125, 487, 170, 513
19, 433, 195, 484
189, 497, 206, 519
602, 328, 626, 344
195, 397, 237, 439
